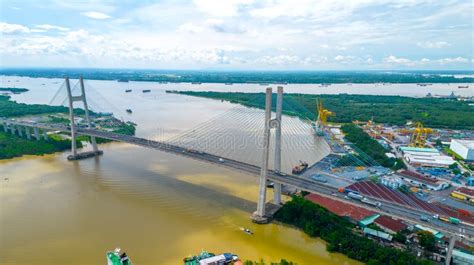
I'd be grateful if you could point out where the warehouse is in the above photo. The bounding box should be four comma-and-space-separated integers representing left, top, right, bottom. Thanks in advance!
400, 146, 455, 167
450, 139, 474, 161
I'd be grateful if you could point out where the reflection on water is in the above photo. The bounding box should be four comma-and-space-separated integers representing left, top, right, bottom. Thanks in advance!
0, 76, 361, 265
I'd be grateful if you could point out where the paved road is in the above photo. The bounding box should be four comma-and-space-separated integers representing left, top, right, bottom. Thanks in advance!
2, 119, 473, 239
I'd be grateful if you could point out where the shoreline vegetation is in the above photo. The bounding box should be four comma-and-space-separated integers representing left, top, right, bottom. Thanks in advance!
274, 196, 432, 265
0, 87, 29, 93
1, 69, 473, 83
167, 91, 474, 130
0, 95, 135, 160
0, 131, 81, 160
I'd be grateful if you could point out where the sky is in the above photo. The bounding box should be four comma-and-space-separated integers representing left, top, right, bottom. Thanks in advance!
0, 0, 473, 70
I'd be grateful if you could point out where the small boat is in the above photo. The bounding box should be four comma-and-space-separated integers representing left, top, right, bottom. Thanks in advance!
142, 89, 151, 93
225, 83, 233, 85
117, 79, 129, 83
125, 89, 132, 93
240, 227, 253, 235
106, 248, 132, 265
458, 85, 469, 89
126, 109, 132, 113
191, 82, 201, 85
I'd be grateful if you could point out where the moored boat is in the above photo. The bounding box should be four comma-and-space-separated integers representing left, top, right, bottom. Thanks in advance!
106, 248, 132, 265
184, 251, 239, 265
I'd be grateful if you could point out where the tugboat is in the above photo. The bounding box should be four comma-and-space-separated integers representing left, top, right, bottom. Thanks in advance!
184, 251, 239, 265
240, 227, 253, 235
106, 248, 132, 265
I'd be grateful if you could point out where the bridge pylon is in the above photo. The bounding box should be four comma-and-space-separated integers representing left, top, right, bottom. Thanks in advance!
65, 76, 103, 160
252, 86, 284, 224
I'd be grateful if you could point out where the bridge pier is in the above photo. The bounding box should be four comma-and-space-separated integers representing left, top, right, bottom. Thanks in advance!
25, 126, 31, 140
252, 87, 273, 224
18, 126, 23, 137
10, 124, 15, 135
445, 236, 455, 265
2, 122, 8, 133
34, 127, 40, 141
42, 129, 48, 140
273, 86, 283, 205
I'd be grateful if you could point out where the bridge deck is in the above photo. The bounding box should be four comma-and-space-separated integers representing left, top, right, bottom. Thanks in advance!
1, 119, 472, 238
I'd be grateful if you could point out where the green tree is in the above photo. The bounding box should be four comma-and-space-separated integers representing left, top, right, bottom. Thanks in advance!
417, 231, 436, 251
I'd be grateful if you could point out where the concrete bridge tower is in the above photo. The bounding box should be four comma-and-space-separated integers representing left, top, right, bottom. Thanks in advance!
65, 76, 102, 160
252, 86, 284, 223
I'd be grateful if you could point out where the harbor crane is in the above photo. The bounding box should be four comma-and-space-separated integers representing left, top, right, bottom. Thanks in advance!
409, 122, 433, 147
312, 99, 334, 136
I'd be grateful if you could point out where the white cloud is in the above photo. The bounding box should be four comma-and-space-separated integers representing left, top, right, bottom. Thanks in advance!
193, 0, 254, 17
81, 11, 111, 20
35, 24, 70, 31
178, 23, 204, 33
384, 55, 413, 65
0, 22, 29, 34
417, 41, 450, 49
437, 57, 468, 64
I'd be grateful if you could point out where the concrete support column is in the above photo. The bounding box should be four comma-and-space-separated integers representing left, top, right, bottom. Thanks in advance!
80, 76, 98, 153
3, 122, 8, 133
273, 86, 283, 205
17, 126, 23, 137
10, 124, 15, 135
445, 236, 455, 265
42, 129, 48, 140
34, 127, 40, 141
255, 87, 273, 220
25, 126, 31, 140
65, 77, 77, 156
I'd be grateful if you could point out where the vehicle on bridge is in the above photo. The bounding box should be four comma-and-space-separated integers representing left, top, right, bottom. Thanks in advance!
292, 161, 308, 174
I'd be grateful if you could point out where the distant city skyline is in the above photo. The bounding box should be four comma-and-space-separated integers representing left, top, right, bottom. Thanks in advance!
1, 0, 473, 70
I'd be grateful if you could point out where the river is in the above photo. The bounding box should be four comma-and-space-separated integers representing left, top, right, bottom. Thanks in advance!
3, 75, 463, 265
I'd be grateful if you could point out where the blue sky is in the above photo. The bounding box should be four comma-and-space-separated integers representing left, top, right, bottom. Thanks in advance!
0, 0, 473, 70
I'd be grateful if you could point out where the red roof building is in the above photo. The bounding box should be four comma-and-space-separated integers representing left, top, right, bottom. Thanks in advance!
374, 215, 407, 234
305, 193, 376, 222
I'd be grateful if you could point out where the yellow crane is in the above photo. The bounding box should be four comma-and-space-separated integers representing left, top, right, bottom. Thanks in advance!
409, 122, 433, 147
312, 99, 334, 136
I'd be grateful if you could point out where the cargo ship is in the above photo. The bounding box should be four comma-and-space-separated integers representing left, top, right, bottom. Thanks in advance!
117, 79, 129, 83
292, 161, 308, 174
183, 251, 239, 265
142, 89, 151, 93
126, 109, 132, 113
458, 85, 469, 89
125, 89, 132, 93
106, 248, 132, 265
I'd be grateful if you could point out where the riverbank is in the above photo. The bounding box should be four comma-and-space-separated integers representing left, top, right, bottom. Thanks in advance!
0, 131, 80, 160
0, 95, 136, 159
274, 196, 432, 265
167, 91, 474, 130
1, 69, 473, 83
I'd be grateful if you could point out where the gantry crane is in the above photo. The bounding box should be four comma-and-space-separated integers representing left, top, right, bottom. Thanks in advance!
409, 122, 433, 147
312, 99, 334, 136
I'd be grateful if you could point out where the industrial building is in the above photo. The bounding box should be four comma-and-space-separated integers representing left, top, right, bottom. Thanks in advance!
398, 170, 450, 191
400, 146, 456, 167
450, 139, 474, 161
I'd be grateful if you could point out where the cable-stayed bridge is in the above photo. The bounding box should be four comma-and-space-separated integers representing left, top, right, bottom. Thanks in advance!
0, 77, 470, 261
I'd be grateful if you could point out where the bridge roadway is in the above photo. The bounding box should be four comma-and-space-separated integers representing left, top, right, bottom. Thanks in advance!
2, 119, 473, 239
